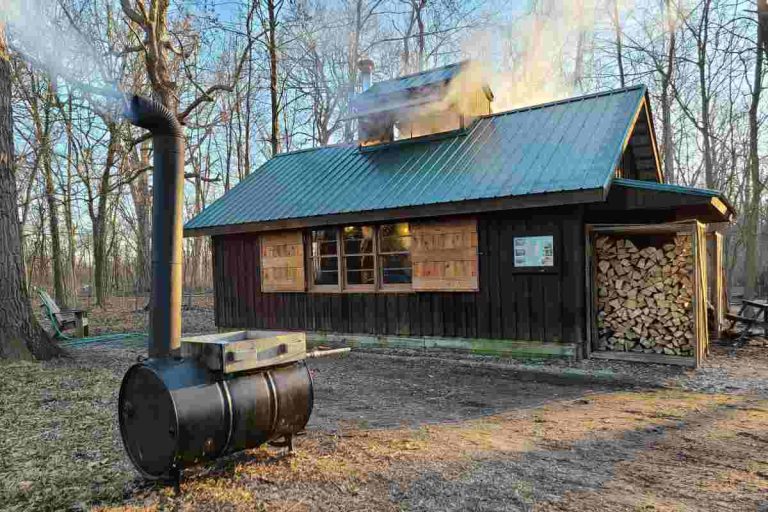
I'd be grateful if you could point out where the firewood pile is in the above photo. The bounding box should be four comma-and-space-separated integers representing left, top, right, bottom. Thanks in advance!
595, 234, 695, 357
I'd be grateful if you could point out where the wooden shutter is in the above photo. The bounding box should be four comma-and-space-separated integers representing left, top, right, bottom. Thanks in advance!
260, 231, 305, 292
411, 218, 478, 292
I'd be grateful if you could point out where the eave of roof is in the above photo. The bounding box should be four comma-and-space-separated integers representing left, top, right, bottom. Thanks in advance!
184, 187, 605, 237
611, 178, 736, 216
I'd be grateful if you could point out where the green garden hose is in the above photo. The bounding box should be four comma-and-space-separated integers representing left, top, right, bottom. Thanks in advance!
42, 299, 146, 348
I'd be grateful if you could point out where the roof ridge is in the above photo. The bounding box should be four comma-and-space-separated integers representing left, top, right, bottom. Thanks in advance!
485, 84, 646, 120
272, 141, 356, 159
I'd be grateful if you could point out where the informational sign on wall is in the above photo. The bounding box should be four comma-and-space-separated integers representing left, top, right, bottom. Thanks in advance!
513, 235, 555, 267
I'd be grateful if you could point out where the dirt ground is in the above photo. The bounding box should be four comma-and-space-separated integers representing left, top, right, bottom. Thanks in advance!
2, 300, 768, 511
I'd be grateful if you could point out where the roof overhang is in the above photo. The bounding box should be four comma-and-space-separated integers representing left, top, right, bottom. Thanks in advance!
601, 178, 735, 224
183, 187, 604, 237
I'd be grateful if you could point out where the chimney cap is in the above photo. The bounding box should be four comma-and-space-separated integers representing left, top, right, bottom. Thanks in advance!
357, 58, 375, 73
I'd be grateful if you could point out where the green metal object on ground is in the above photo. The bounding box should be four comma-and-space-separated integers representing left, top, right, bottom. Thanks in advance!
58, 333, 146, 349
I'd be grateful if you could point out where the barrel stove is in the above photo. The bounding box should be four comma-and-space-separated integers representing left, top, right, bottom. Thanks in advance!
118, 96, 314, 481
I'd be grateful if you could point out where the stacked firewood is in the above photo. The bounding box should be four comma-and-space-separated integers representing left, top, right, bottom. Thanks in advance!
595, 234, 695, 357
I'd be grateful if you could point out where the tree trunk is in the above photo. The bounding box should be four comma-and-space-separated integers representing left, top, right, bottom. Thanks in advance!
611, 0, 625, 87
243, 43, 252, 174
402, 3, 416, 73
225, 96, 233, 191
268, 0, 281, 156
415, 0, 426, 72
0, 25, 59, 360
92, 124, 117, 306
41, 83, 67, 307
745, 2, 767, 298
344, 0, 363, 143
63, 94, 78, 295
661, 0, 676, 183
697, 0, 715, 189
129, 143, 151, 294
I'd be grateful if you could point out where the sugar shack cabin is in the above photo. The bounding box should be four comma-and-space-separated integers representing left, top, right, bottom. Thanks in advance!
185, 61, 735, 367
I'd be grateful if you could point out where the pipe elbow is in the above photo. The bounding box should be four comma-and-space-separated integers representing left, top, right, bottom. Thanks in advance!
126, 95, 184, 137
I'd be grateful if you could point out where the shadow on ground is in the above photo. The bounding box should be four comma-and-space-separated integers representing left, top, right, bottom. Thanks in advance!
308, 353, 612, 429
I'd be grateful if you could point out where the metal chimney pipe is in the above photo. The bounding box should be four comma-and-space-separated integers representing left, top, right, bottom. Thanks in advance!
125, 95, 184, 358
358, 58, 374, 92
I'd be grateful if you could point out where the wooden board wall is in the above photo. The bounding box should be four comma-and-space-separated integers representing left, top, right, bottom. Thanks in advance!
260, 231, 305, 292
706, 232, 724, 338
212, 207, 586, 347
411, 218, 478, 292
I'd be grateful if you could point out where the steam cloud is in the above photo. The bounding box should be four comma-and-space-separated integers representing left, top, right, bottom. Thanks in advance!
1, 0, 122, 100
461, 0, 634, 112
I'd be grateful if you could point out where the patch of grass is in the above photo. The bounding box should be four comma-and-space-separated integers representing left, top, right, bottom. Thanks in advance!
511, 479, 534, 506
311, 455, 360, 480
0, 360, 134, 511
387, 438, 428, 452
705, 428, 738, 441
631, 494, 676, 512
412, 425, 431, 442
650, 407, 687, 420
457, 421, 500, 448
747, 460, 768, 474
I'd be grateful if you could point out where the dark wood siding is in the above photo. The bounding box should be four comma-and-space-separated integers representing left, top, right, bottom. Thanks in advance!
212, 206, 586, 345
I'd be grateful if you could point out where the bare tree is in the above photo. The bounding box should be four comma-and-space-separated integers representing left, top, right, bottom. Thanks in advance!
0, 23, 59, 360
744, 0, 768, 298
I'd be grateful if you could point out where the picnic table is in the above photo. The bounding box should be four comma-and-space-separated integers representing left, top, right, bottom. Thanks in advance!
725, 298, 768, 345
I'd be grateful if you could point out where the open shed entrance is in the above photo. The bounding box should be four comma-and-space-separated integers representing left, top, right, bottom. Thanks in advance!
586, 221, 710, 367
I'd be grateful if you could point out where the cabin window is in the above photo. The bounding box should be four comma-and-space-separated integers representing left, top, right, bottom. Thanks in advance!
308, 223, 413, 292
342, 225, 375, 289
378, 223, 412, 288
310, 228, 339, 288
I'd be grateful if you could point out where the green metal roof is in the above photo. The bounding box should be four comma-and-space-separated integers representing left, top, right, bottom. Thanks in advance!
186, 85, 650, 233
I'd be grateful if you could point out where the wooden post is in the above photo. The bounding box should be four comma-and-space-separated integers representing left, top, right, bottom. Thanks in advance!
706, 232, 724, 338
74, 311, 89, 337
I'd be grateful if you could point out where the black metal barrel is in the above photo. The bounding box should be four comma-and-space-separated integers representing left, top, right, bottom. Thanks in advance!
118, 359, 313, 479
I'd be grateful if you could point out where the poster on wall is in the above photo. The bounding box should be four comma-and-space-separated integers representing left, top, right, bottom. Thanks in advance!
513, 235, 555, 268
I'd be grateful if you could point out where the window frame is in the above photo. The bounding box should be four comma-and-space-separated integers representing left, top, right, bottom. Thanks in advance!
307, 229, 342, 292
377, 223, 413, 292
340, 225, 377, 292
306, 224, 414, 293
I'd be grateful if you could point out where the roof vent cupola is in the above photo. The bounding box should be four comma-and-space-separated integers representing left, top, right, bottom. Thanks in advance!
349, 60, 494, 147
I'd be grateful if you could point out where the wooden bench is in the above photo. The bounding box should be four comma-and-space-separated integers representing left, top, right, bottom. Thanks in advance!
725, 299, 768, 345
37, 289, 89, 338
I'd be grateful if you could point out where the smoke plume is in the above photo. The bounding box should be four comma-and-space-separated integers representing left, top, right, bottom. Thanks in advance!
460, 0, 622, 112
0, 0, 121, 100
